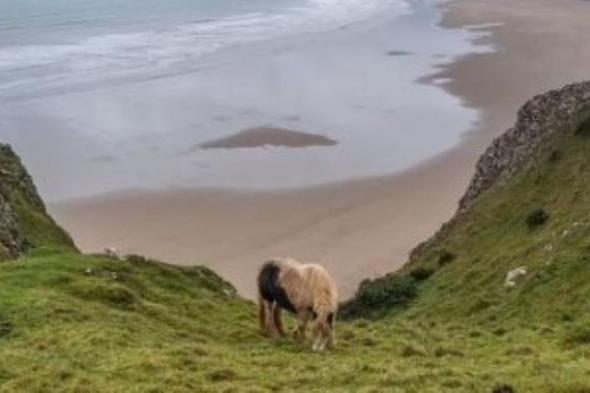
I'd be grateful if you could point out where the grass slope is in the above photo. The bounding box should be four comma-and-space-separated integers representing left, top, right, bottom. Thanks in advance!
3, 127, 590, 392
403, 132, 590, 326
1, 245, 590, 391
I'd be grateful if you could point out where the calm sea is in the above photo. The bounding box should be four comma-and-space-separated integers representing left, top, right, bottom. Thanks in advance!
0, 0, 489, 200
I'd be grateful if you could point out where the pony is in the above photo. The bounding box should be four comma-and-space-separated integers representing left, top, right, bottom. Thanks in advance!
257, 258, 338, 351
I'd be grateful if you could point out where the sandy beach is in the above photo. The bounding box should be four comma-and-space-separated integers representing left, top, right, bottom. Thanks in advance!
51, 0, 590, 299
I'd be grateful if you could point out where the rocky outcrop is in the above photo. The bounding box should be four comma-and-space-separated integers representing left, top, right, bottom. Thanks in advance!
459, 81, 590, 212
410, 81, 590, 261
0, 143, 75, 260
0, 192, 27, 258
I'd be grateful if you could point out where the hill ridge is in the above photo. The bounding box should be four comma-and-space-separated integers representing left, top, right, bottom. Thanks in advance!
410, 81, 590, 262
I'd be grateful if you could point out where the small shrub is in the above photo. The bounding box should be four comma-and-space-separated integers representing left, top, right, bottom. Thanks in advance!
492, 384, 516, 393
339, 274, 418, 319
525, 208, 549, 230
438, 250, 456, 267
410, 267, 435, 281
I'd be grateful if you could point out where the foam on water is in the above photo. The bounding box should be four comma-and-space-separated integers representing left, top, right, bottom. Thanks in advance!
0, 0, 409, 99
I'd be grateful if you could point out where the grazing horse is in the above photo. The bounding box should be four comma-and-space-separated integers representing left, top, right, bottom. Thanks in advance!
257, 258, 338, 351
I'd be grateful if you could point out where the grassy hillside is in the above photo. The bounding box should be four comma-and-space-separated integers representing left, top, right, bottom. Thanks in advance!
1, 249, 590, 392
402, 131, 590, 326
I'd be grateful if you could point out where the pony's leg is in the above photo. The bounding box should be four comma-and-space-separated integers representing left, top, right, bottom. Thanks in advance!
326, 317, 336, 349
293, 312, 310, 342
311, 320, 326, 351
264, 301, 278, 338
272, 305, 287, 337
258, 296, 268, 335
312, 335, 324, 351
326, 325, 336, 349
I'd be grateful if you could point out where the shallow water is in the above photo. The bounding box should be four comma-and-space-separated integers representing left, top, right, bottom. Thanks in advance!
0, 0, 490, 201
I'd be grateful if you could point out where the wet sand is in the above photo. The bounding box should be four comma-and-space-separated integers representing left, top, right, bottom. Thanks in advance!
199, 126, 337, 149
51, 0, 590, 299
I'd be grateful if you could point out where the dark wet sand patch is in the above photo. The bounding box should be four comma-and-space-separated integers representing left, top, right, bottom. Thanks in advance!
199, 126, 338, 149
212, 115, 230, 122
281, 115, 301, 122
386, 50, 412, 56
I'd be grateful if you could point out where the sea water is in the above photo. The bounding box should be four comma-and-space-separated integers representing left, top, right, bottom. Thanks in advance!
0, 0, 489, 200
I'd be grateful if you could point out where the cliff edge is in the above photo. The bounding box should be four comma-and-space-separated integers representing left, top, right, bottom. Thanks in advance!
0, 144, 75, 259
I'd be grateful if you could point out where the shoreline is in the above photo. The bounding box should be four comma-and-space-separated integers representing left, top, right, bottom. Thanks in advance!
50, 0, 590, 299
50, 144, 476, 299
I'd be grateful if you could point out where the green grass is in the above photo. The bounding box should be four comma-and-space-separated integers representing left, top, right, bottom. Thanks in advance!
4, 124, 590, 391
399, 133, 590, 326
0, 250, 590, 392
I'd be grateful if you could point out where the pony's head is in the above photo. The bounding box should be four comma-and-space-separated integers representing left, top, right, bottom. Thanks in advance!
311, 304, 337, 351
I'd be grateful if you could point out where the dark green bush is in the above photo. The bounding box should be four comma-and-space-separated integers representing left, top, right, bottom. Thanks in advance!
410, 267, 435, 281
339, 274, 417, 319
525, 208, 549, 230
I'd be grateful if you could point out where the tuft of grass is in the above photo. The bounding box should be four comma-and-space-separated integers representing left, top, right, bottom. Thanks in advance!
0, 317, 12, 338
207, 369, 238, 382
438, 249, 457, 267
564, 324, 590, 346
401, 344, 426, 357
492, 384, 516, 393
